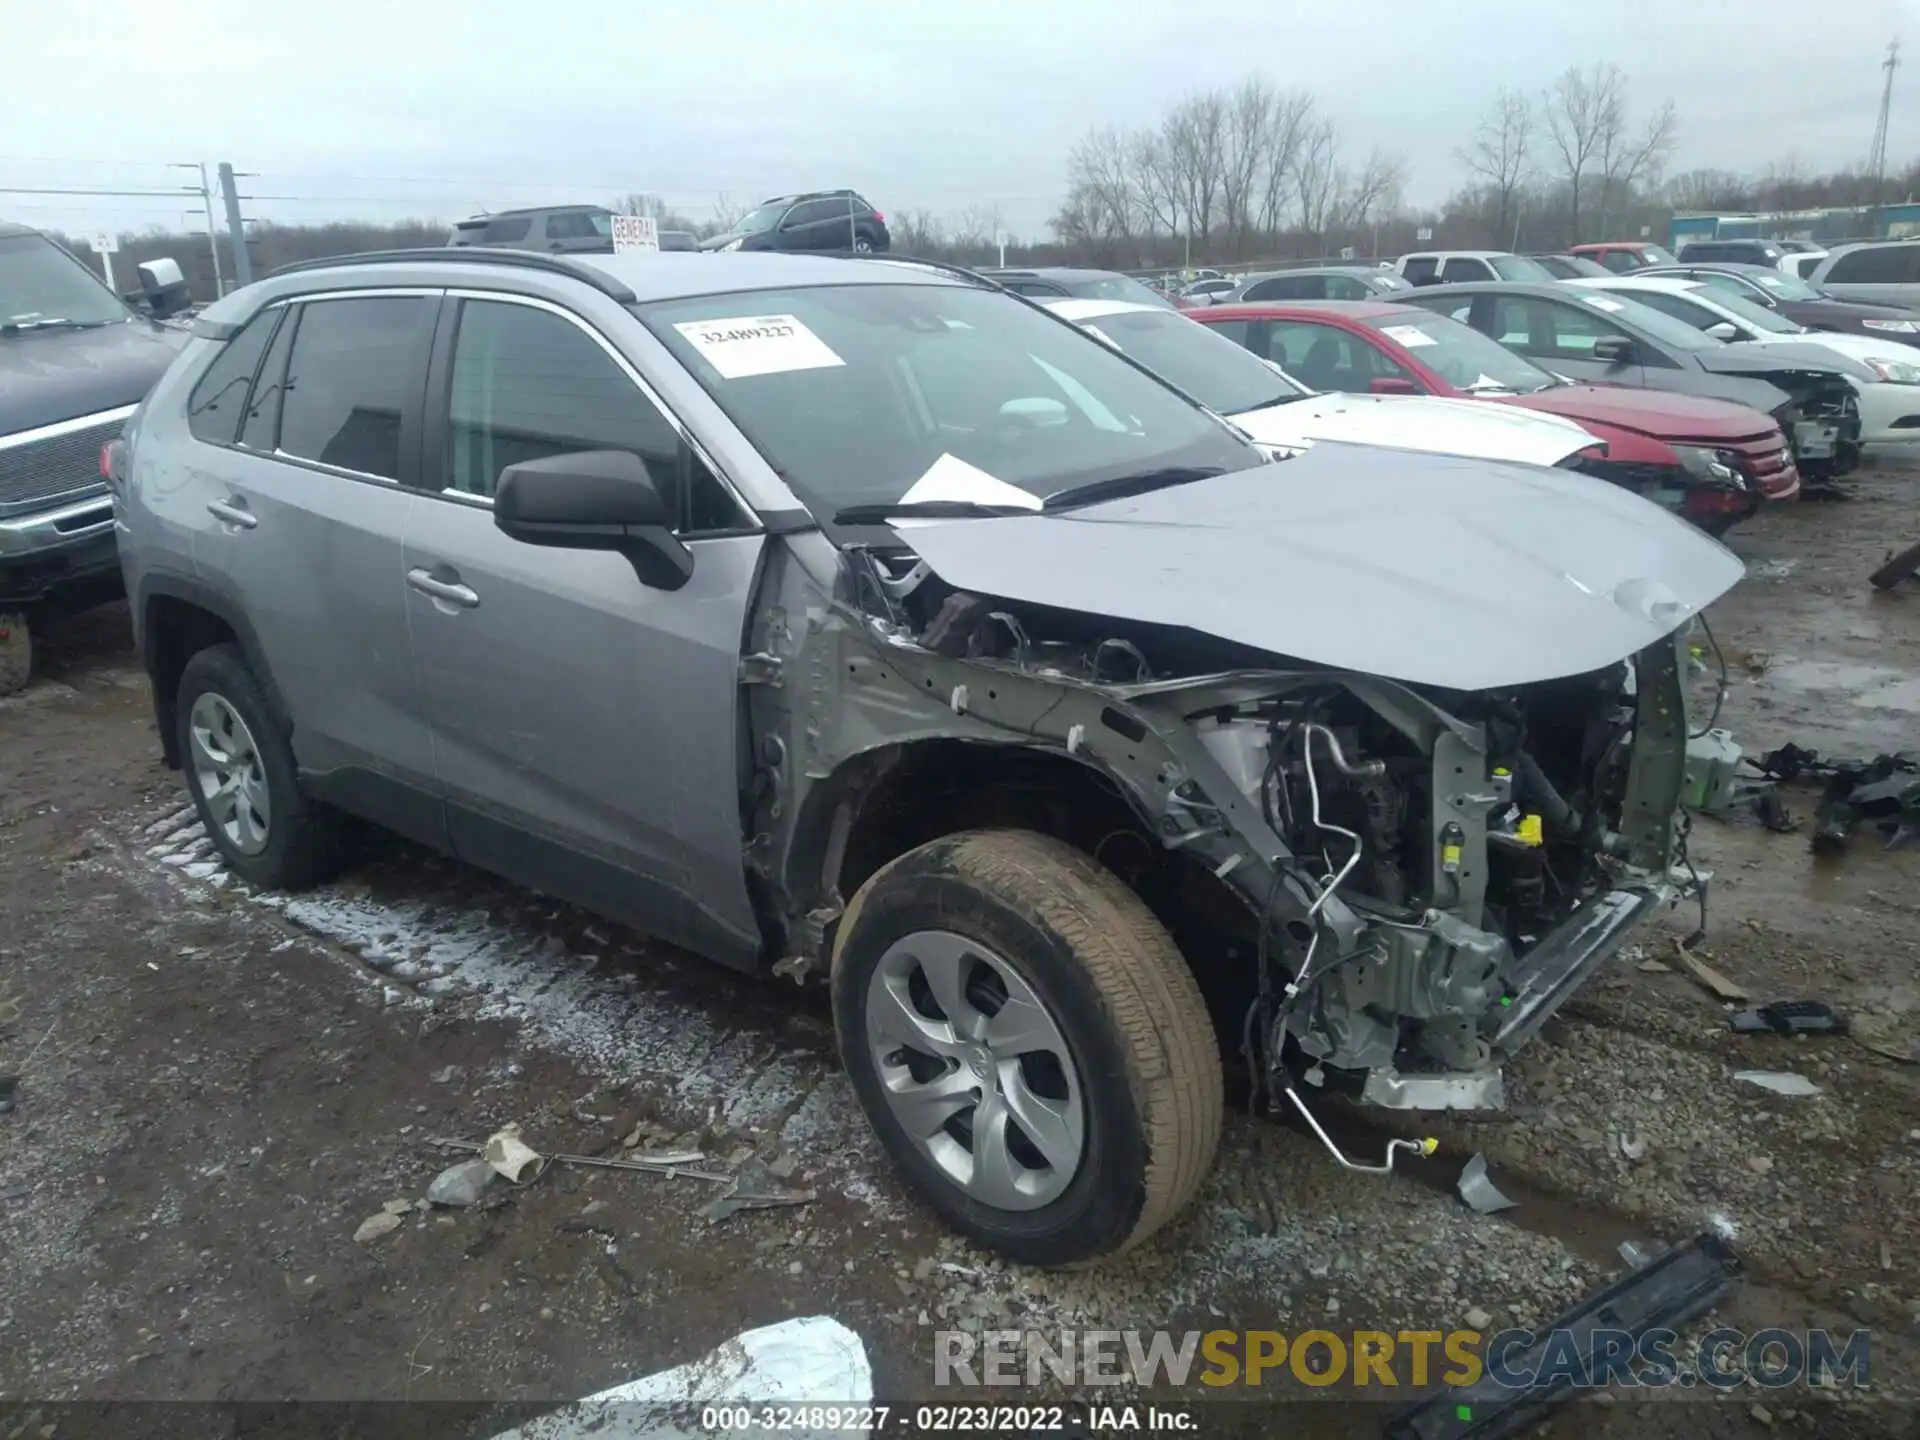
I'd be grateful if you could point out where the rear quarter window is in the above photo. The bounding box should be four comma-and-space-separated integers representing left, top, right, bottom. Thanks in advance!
186, 310, 280, 446
1827, 245, 1918, 284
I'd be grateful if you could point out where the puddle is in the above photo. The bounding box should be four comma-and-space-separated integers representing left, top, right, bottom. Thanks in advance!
1763, 658, 1920, 714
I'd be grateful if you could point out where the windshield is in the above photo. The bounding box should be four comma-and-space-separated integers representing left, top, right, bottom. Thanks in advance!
1063, 273, 1176, 309
0, 233, 131, 329
640, 284, 1263, 516
1363, 311, 1558, 393
1576, 290, 1720, 351
1077, 307, 1306, 415
1488, 255, 1557, 282
732, 201, 788, 235
1743, 270, 1819, 301
1690, 287, 1802, 334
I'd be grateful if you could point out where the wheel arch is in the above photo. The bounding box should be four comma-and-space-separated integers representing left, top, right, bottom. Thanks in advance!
138, 572, 287, 768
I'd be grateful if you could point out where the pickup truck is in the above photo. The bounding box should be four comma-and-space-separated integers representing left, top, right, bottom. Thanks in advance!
1, 221, 190, 693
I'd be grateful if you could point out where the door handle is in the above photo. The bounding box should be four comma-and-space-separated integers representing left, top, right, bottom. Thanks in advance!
206, 498, 257, 530
406, 567, 479, 609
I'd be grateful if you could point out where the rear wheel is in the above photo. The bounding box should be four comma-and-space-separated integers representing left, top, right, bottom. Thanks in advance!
175, 644, 345, 889
832, 828, 1221, 1265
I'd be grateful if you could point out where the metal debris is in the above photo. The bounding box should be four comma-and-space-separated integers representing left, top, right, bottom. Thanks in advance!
424, 1135, 731, 1183
703, 1156, 818, 1225
1672, 940, 1750, 1002
1619, 1134, 1648, 1162
1456, 1152, 1517, 1215
1732, 1070, 1822, 1097
1729, 1001, 1847, 1036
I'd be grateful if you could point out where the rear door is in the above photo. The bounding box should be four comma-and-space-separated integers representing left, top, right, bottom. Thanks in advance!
404, 290, 765, 961
1439, 256, 1495, 283
188, 290, 442, 835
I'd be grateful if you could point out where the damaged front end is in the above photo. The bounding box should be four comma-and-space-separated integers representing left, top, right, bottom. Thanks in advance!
746, 451, 1736, 1149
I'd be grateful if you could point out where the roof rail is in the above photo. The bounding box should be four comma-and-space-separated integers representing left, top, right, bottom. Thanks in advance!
267, 247, 637, 303
841, 252, 1005, 292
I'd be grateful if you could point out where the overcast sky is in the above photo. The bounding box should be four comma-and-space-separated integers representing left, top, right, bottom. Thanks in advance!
2, 0, 1912, 241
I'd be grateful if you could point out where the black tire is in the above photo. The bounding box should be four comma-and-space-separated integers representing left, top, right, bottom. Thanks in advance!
175, 643, 345, 889
0, 609, 30, 698
1869, 540, 1920, 591
831, 828, 1222, 1266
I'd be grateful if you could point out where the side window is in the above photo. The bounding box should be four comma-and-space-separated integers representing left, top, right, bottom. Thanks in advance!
240, 305, 297, 450
1440, 257, 1493, 283
1625, 291, 1720, 333
787, 197, 850, 227
277, 296, 435, 481
482, 216, 532, 243
1243, 277, 1299, 300
544, 211, 601, 241
1828, 245, 1916, 283
186, 309, 280, 445
1599, 251, 1638, 273
1267, 321, 1410, 392
1400, 256, 1438, 285
1325, 276, 1368, 300
1201, 318, 1251, 348
1489, 296, 1579, 356
444, 298, 745, 533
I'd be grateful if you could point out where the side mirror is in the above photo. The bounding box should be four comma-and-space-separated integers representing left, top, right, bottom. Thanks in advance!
1592, 336, 1635, 365
1703, 321, 1739, 342
494, 450, 693, 591
1369, 375, 1421, 396
136, 257, 191, 319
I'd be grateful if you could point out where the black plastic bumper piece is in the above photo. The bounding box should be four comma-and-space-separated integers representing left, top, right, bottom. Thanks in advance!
1384, 1233, 1742, 1440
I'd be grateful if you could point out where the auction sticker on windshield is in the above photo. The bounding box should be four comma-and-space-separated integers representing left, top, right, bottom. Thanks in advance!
1380, 324, 1436, 348
673, 315, 845, 379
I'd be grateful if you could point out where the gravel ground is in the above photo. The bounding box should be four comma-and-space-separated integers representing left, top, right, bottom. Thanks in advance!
2, 463, 1917, 1437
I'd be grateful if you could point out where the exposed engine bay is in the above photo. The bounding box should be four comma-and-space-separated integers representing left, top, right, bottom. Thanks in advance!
750, 513, 1700, 1136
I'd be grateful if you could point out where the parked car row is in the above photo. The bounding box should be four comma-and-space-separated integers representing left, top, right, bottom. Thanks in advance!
448, 191, 891, 258
110, 245, 1740, 1265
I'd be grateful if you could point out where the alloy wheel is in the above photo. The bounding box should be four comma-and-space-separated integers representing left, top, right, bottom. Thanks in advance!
188, 691, 272, 855
864, 929, 1085, 1210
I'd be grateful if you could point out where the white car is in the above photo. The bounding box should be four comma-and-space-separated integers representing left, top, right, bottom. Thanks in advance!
1568, 276, 1920, 447
1042, 297, 1601, 466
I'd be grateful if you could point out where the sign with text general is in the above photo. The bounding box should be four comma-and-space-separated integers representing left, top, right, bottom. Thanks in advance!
611, 215, 660, 253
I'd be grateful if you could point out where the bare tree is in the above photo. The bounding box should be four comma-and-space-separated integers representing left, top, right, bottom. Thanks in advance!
1128, 130, 1182, 241
1057, 126, 1140, 255
708, 192, 747, 232
1596, 98, 1677, 236
1293, 119, 1341, 247
1160, 90, 1229, 252
1338, 148, 1405, 233
890, 209, 946, 255
1458, 89, 1533, 248
1256, 89, 1317, 236
1542, 63, 1620, 244
1218, 78, 1273, 256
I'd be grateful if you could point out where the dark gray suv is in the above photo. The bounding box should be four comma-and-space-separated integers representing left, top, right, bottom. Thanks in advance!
116, 247, 1732, 1264
1, 221, 189, 693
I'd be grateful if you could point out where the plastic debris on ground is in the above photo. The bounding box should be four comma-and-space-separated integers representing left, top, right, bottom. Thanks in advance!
1732, 1070, 1822, 1097
1671, 940, 1749, 1002
1729, 1001, 1847, 1036
483, 1123, 548, 1184
1456, 1152, 1516, 1214
491, 1316, 872, 1440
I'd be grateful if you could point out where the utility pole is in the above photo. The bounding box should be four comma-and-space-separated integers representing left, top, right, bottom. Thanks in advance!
217, 162, 253, 287
172, 162, 225, 297
1869, 38, 1900, 226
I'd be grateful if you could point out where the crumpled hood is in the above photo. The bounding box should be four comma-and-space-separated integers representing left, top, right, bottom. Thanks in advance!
0, 319, 184, 436
1232, 392, 1597, 468
898, 442, 1745, 691
1696, 341, 1871, 384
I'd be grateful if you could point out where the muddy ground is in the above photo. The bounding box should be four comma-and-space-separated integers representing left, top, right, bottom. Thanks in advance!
2, 464, 1917, 1439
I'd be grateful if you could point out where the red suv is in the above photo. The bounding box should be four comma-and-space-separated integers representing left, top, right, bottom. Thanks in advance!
1569, 241, 1677, 273
1196, 300, 1798, 532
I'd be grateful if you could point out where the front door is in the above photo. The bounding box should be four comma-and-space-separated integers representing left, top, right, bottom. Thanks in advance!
1476, 294, 1650, 388
403, 292, 766, 963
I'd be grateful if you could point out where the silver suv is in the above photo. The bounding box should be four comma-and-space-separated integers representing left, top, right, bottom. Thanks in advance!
115, 248, 1737, 1264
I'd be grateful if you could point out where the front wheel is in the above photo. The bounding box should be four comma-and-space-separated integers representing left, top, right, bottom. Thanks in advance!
832, 829, 1222, 1266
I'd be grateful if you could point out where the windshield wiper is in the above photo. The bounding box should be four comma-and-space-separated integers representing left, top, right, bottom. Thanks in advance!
0, 317, 116, 334
1241, 392, 1309, 412
831, 498, 1039, 525
1042, 466, 1225, 510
